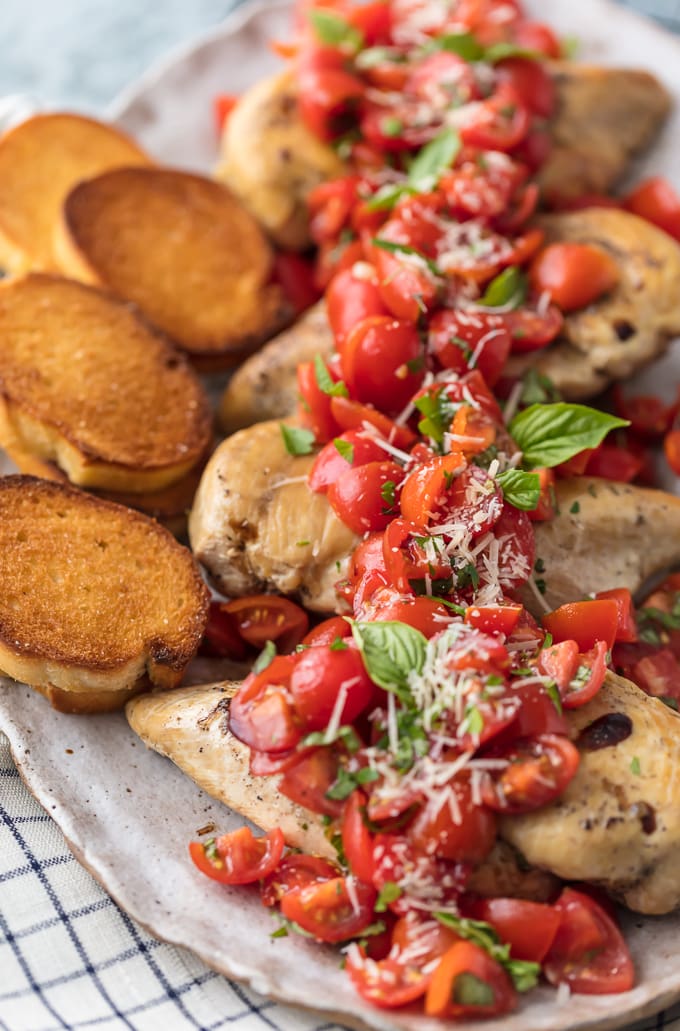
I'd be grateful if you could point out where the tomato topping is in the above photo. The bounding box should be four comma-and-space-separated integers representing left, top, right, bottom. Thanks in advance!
544, 888, 635, 994
495, 58, 556, 118
492, 504, 536, 590
341, 316, 424, 414
584, 444, 643, 483
399, 453, 466, 527
527, 467, 556, 522
631, 648, 680, 701
214, 93, 238, 135
330, 395, 417, 449
464, 604, 522, 637
260, 854, 339, 906
482, 734, 580, 814
612, 386, 675, 441
560, 641, 609, 709
309, 430, 389, 492
347, 949, 432, 1008
425, 940, 516, 1019
370, 237, 440, 323
328, 459, 404, 534
289, 641, 374, 730
460, 86, 530, 153
301, 616, 352, 648
529, 242, 619, 312
543, 599, 619, 652
371, 834, 468, 912
297, 48, 364, 142
509, 682, 569, 738
272, 251, 321, 315
229, 655, 299, 754
326, 265, 389, 346
466, 897, 561, 962
371, 593, 455, 637
281, 875, 377, 942
342, 790, 375, 883
200, 601, 248, 660
538, 639, 579, 692
595, 588, 637, 643
189, 827, 285, 885
505, 303, 564, 353
512, 20, 561, 57
428, 309, 512, 387
408, 778, 497, 863
297, 359, 339, 442
666, 428, 680, 476
278, 746, 344, 818
220, 596, 309, 652
624, 176, 680, 242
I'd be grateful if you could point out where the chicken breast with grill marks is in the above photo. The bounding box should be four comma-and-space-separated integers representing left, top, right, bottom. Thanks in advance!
188, 419, 358, 611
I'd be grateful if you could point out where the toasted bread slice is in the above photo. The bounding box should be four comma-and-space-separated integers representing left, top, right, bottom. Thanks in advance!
0, 475, 210, 711
0, 113, 151, 274
55, 167, 292, 369
0, 274, 212, 493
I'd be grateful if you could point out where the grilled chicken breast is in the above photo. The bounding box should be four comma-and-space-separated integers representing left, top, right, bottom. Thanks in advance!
539, 64, 671, 201
526, 478, 680, 615
188, 419, 358, 611
501, 671, 680, 915
507, 209, 680, 399
126, 682, 558, 901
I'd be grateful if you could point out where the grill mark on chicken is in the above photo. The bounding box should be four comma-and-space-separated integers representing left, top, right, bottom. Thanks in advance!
577, 712, 633, 751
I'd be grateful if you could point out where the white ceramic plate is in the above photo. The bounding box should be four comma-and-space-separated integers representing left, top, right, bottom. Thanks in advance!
2, 1, 680, 1028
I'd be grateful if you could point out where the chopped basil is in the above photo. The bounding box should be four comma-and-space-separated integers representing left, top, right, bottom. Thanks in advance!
381, 479, 397, 512
372, 237, 441, 277
662, 696, 680, 711
314, 353, 348, 397
535, 577, 547, 595
355, 45, 405, 69
535, 557, 545, 574
375, 881, 403, 912
435, 913, 540, 992
252, 640, 276, 673
334, 437, 355, 464
519, 367, 562, 406
545, 681, 563, 715
414, 387, 456, 447
484, 41, 543, 62
453, 973, 495, 1007
350, 620, 426, 702
479, 266, 527, 309
508, 403, 629, 469
496, 469, 540, 511
422, 32, 484, 61
456, 563, 480, 591
463, 704, 484, 736
366, 127, 461, 211
301, 723, 362, 753
308, 8, 363, 51
326, 764, 379, 801
570, 501, 581, 514
280, 423, 315, 456
329, 636, 349, 651
630, 756, 641, 776
270, 925, 288, 939
381, 115, 403, 137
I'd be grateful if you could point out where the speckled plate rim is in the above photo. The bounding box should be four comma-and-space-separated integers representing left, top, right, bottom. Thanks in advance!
2, 0, 680, 1028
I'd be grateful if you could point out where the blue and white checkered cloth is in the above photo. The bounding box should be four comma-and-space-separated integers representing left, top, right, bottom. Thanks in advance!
3, 1, 680, 1028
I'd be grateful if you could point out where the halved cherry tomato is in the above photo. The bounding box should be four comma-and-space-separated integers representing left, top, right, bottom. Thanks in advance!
330, 395, 417, 449
213, 93, 238, 135
447, 631, 510, 674
560, 640, 608, 709
200, 602, 248, 660
189, 827, 284, 885
347, 949, 432, 1009
408, 778, 497, 863
297, 359, 339, 442
465, 897, 560, 962
308, 175, 360, 243
381, 517, 450, 594
448, 404, 498, 457
631, 648, 680, 701
371, 594, 454, 638
425, 940, 516, 1019
428, 309, 512, 387
538, 639, 579, 692
512, 20, 561, 58
342, 790, 375, 883
460, 85, 530, 152
301, 616, 352, 648
492, 504, 536, 590
281, 875, 377, 942
371, 834, 468, 912
584, 444, 642, 483
370, 235, 440, 323
543, 599, 619, 652
272, 251, 320, 314
612, 386, 675, 441
222, 596, 309, 652
544, 888, 634, 994
666, 428, 680, 475
309, 430, 389, 492
399, 453, 467, 527
465, 604, 522, 637
495, 57, 556, 118
509, 681, 569, 738
297, 48, 364, 141
289, 641, 374, 730
624, 176, 680, 242
260, 854, 339, 906
406, 463, 503, 538
228, 655, 299, 753
342, 316, 424, 414
595, 588, 637, 643
278, 746, 344, 818
328, 459, 404, 534
529, 243, 619, 312
326, 265, 389, 346
482, 734, 580, 814
505, 303, 564, 353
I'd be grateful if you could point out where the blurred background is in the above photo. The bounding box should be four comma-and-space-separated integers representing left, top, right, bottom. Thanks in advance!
1, 0, 680, 112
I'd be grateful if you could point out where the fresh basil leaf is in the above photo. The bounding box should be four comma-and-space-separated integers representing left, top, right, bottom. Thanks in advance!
280, 423, 316, 456
380, 479, 397, 510
252, 640, 276, 673
350, 619, 426, 702
308, 8, 363, 51
424, 32, 484, 61
372, 237, 441, 277
375, 881, 403, 912
407, 127, 461, 193
334, 438, 355, 464
496, 469, 540, 511
314, 353, 348, 397
365, 182, 413, 212
414, 387, 455, 446
479, 266, 527, 308
509, 403, 629, 469
435, 913, 540, 992
484, 42, 543, 62
561, 34, 580, 59
355, 45, 405, 69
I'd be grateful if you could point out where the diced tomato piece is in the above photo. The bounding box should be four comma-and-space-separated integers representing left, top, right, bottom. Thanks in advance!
341, 316, 424, 414
428, 309, 512, 387
624, 176, 680, 242
297, 359, 340, 442
228, 655, 299, 753
665, 428, 680, 476
538, 639, 580, 692
542, 599, 619, 652
342, 790, 375, 883
200, 601, 248, 660
326, 264, 389, 346
189, 827, 284, 885
482, 734, 580, 813
278, 746, 344, 818
529, 243, 619, 312
612, 386, 675, 441
408, 777, 497, 864
281, 875, 377, 942
289, 641, 374, 730
495, 57, 556, 118
301, 616, 352, 648
328, 459, 404, 534
213, 93, 238, 135
560, 641, 608, 709
260, 853, 339, 906
584, 444, 643, 483
465, 897, 560, 962
632, 648, 680, 702
309, 430, 389, 492
465, 604, 522, 637
544, 888, 634, 994
460, 85, 530, 152
512, 20, 561, 58
595, 588, 637, 643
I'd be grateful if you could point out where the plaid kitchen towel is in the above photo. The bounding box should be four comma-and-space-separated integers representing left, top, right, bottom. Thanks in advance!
2, 0, 680, 1028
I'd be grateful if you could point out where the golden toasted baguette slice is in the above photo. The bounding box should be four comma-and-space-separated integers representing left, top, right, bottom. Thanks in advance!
55, 167, 291, 369
526, 478, 680, 615
0, 476, 209, 712
508, 209, 680, 399
539, 64, 671, 202
126, 682, 558, 901
0, 274, 212, 494
216, 71, 345, 250
502, 671, 680, 915
189, 419, 358, 611
0, 113, 151, 274
219, 301, 332, 434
